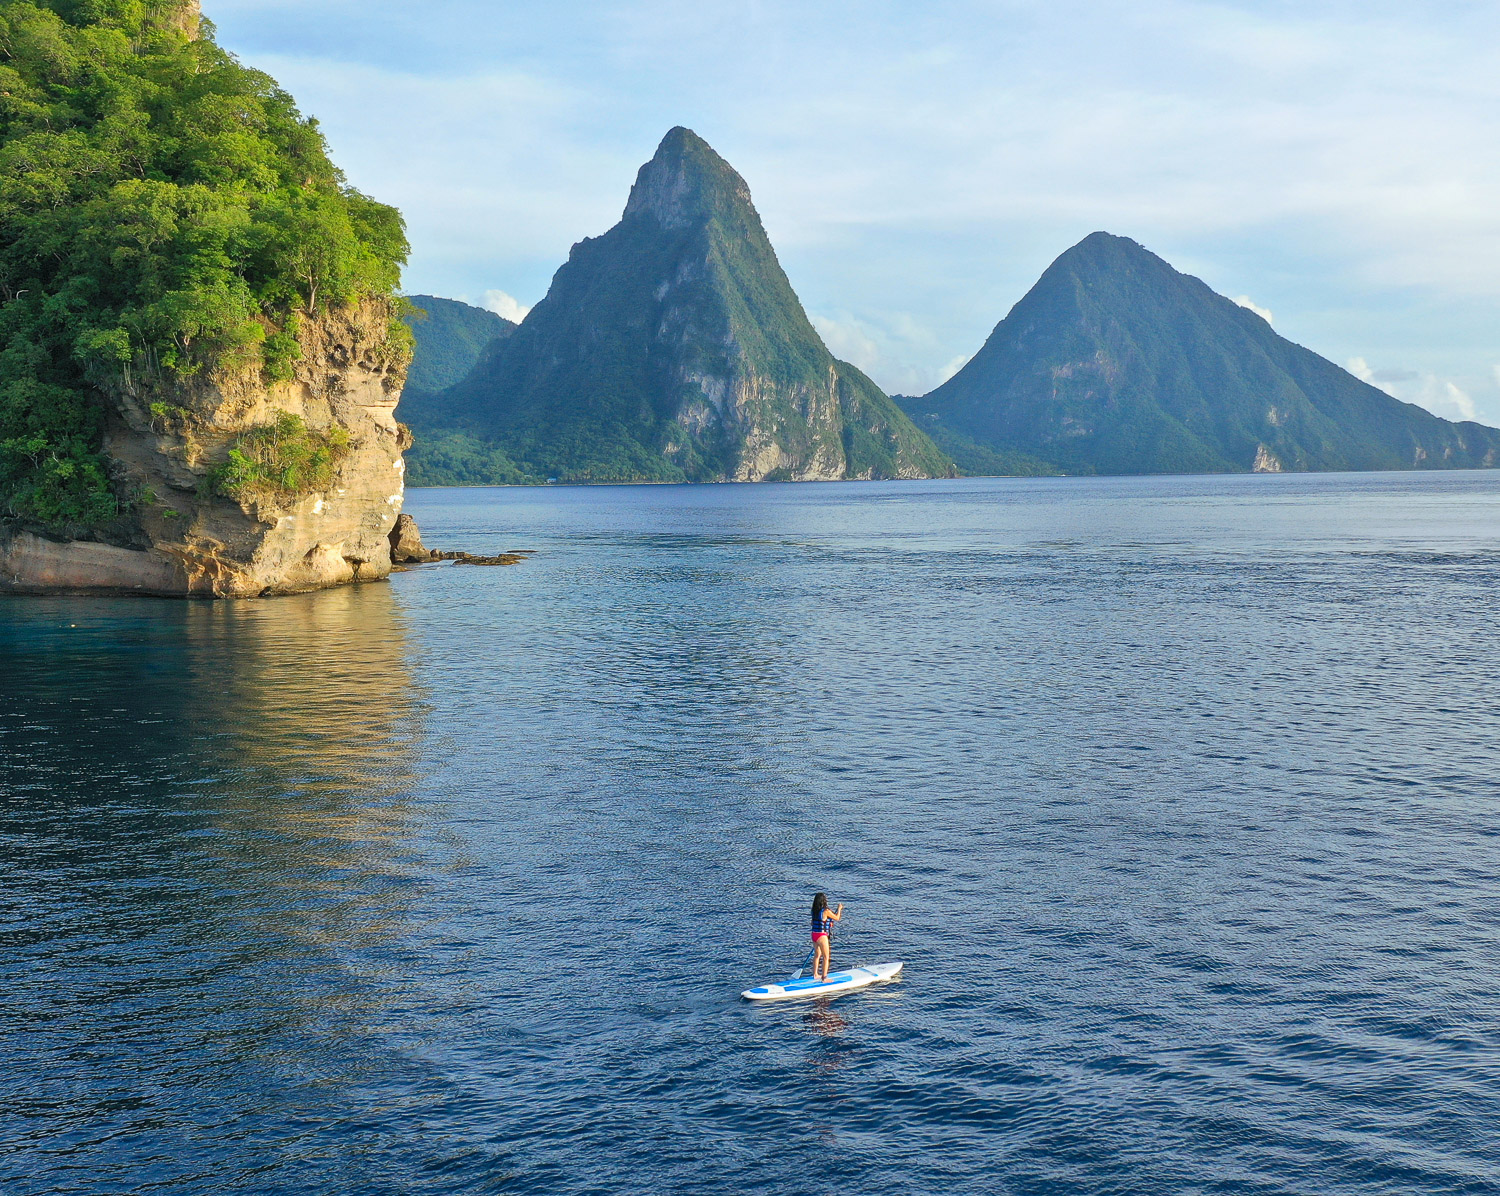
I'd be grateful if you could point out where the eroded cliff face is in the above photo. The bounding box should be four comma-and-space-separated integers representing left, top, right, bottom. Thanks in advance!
164, 0, 202, 38
0, 302, 411, 597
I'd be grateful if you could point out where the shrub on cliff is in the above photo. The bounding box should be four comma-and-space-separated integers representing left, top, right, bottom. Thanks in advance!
207, 410, 349, 503
0, 0, 408, 530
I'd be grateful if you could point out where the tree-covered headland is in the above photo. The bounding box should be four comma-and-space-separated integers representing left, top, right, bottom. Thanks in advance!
0, 0, 408, 531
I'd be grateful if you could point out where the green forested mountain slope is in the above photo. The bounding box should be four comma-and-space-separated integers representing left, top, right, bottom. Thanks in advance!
403, 295, 514, 394
413, 128, 951, 485
0, 0, 408, 530
900, 232, 1500, 476
399, 295, 525, 486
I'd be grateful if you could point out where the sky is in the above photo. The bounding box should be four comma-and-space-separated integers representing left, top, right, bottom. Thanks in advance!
209, 0, 1500, 422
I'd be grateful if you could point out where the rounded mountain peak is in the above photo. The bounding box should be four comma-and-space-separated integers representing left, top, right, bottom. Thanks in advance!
1058, 231, 1157, 271
1026, 231, 1180, 298
622, 127, 755, 230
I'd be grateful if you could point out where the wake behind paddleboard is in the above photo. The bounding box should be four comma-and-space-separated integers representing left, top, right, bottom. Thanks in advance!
742, 961, 903, 1002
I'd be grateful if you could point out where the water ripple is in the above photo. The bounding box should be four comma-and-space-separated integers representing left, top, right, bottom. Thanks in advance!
3, 475, 1500, 1193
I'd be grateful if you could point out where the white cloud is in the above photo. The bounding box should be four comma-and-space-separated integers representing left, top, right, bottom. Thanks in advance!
937, 353, 971, 386
1232, 296, 1273, 324
1438, 381, 1479, 422
1347, 358, 1478, 422
811, 311, 967, 396
482, 289, 532, 324
811, 314, 881, 374
206, 1, 1500, 398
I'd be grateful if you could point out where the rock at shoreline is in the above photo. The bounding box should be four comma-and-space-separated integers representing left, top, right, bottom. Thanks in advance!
388, 513, 434, 564
386, 515, 531, 568
438, 550, 532, 567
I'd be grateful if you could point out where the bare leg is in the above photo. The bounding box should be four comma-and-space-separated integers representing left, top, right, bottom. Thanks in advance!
815, 937, 830, 981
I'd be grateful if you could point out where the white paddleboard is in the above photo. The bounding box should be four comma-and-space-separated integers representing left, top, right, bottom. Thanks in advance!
742, 961, 904, 1003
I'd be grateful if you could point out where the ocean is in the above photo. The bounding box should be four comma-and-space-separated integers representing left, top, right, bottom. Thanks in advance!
4, 473, 1499, 1194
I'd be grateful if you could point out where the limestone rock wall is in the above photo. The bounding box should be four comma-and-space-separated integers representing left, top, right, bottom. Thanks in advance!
164, 0, 201, 38
1, 302, 410, 598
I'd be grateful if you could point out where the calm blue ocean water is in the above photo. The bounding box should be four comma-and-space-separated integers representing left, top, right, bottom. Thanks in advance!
4, 473, 1500, 1195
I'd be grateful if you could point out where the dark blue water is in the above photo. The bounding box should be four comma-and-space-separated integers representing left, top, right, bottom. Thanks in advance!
4, 473, 1500, 1195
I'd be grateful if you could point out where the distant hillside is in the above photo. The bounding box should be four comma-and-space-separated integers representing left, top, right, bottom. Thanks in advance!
400, 296, 526, 486
404, 295, 516, 393
412, 128, 952, 485
900, 233, 1500, 475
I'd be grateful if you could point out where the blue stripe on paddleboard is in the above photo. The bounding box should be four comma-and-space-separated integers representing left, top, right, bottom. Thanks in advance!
782, 972, 856, 991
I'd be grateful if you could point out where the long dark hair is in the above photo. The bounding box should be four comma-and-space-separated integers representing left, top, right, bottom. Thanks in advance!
811, 892, 827, 924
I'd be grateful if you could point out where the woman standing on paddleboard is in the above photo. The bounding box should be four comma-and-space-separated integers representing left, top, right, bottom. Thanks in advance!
811, 892, 843, 981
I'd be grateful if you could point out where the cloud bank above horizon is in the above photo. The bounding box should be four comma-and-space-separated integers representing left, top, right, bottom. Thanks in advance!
209, 0, 1500, 423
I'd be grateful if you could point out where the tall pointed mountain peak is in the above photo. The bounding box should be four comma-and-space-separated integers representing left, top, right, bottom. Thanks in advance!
622, 127, 753, 230
1069, 230, 1148, 258
418, 129, 952, 484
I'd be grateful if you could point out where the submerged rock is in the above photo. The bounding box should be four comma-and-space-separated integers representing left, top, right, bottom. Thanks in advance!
438, 550, 532, 567
383, 520, 531, 569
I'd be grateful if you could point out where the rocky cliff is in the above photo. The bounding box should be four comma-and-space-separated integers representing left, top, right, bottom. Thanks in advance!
902, 232, 1500, 476
2, 302, 410, 597
0, 0, 413, 595
416, 128, 952, 484
164, 0, 201, 37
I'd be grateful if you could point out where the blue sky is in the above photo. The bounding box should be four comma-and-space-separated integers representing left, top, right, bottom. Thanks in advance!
210, 0, 1500, 422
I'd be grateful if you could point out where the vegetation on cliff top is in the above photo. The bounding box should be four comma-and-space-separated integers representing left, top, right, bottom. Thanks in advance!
206, 410, 349, 503
0, 0, 408, 531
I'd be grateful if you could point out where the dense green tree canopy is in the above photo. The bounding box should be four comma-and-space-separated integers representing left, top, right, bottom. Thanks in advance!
402, 294, 515, 395
0, 0, 408, 529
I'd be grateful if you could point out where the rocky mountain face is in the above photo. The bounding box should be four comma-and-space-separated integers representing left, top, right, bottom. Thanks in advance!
901, 232, 1500, 476
2, 301, 411, 597
164, 0, 202, 37
422, 128, 952, 483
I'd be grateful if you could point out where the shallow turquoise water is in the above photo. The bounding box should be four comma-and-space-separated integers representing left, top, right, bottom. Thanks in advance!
4, 473, 1500, 1194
